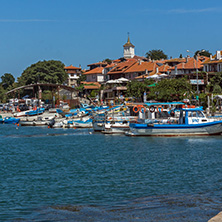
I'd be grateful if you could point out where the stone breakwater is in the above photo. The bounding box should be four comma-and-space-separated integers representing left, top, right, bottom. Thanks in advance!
209, 211, 222, 222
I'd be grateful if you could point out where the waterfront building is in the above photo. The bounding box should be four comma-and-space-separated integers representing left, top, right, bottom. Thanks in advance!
203, 50, 222, 73
80, 81, 101, 98
169, 56, 206, 76
64, 65, 82, 87
107, 59, 137, 80
83, 67, 106, 83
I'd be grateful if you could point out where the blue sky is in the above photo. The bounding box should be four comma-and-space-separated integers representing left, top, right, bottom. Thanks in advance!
0, 0, 222, 79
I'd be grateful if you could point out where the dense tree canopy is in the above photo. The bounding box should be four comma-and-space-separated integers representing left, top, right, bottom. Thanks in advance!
103, 58, 112, 64
195, 49, 211, 57
126, 79, 154, 101
208, 72, 222, 93
148, 78, 192, 101
145, 49, 168, 60
1, 73, 15, 90
126, 78, 192, 102
17, 60, 68, 86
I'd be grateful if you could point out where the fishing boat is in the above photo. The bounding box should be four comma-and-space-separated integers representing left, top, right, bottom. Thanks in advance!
20, 116, 55, 126
126, 107, 222, 136
25, 108, 45, 116
102, 120, 130, 134
13, 109, 32, 117
92, 105, 135, 133
66, 118, 92, 128
2, 117, 20, 124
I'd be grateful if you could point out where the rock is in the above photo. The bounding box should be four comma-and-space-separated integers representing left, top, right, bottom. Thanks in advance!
208, 211, 222, 222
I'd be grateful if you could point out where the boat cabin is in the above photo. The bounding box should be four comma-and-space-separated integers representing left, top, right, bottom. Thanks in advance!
179, 107, 208, 125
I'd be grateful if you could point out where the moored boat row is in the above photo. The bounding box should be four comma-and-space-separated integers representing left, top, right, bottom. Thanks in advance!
1, 102, 222, 137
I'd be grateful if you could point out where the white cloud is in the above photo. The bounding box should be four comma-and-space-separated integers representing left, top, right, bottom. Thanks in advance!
142, 7, 222, 14
167, 8, 221, 14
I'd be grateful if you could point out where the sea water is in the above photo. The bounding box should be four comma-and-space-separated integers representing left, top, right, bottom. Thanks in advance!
0, 125, 222, 221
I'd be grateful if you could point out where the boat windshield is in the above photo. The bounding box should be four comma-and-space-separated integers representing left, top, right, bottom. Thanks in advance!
187, 111, 205, 117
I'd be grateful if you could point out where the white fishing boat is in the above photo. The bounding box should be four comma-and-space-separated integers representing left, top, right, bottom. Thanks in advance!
102, 120, 130, 134
126, 107, 222, 136
13, 109, 32, 117
20, 116, 55, 126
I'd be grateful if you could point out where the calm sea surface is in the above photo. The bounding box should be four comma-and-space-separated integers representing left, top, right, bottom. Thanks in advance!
0, 125, 222, 221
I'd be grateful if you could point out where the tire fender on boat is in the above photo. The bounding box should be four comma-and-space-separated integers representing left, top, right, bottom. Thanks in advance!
149, 106, 155, 113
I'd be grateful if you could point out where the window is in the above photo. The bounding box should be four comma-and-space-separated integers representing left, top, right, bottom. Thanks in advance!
197, 111, 204, 117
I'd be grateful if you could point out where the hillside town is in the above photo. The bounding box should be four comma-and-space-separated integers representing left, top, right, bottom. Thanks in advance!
64, 36, 222, 106
0, 36, 222, 115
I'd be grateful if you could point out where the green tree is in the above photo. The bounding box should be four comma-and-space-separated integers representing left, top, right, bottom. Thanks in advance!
195, 49, 211, 57
17, 60, 68, 86
179, 54, 183, 58
209, 72, 222, 91
148, 78, 192, 101
126, 79, 154, 101
213, 84, 222, 94
145, 49, 168, 60
77, 74, 86, 86
103, 58, 112, 64
1, 73, 15, 90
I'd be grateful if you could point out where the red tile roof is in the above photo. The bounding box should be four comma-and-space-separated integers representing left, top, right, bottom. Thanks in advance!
125, 61, 156, 73
83, 67, 104, 75
87, 62, 107, 67
105, 63, 117, 69
81, 82, 101, 89
158, 64, 171, 72
64, 65, 81, 70
165, 58, 186, 63
169, 57, 204, 70
202, 51, 222, 64
107, 59, 137, 75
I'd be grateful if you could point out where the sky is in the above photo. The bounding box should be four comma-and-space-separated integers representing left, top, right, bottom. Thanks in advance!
0, 0, 222, 79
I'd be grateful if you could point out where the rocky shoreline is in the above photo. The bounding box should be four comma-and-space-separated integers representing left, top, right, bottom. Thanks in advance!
208, 211, 222, 222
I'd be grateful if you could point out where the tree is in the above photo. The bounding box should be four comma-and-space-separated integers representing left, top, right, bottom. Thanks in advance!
77, 74, 86, 86
195, 49, 211, 57
126, 79, 154, 101
213, 84, 221, 94
179, 54, 183, 58
17, 60, 68, 86
209, 72, 222, 90
148, 78, 192, 102
145, 49, 168, 60
103, 58, 112, 64
1, 73, 15, 90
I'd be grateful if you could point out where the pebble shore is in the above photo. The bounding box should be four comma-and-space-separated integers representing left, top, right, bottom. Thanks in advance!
208, 212, 222, 222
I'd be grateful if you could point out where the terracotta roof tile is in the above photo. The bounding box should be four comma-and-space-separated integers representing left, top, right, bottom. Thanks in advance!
87, 62, 107, 67
83, 67, 104, 75
64, 65, 81, 70
165, 58, 186, 63
169, 57, 204, 70
82, 82, 101, 89
125, 61, 156, 73
107, 59, 137, 75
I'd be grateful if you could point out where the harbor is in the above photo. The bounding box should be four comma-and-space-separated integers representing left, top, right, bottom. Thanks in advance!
1, 1, 222, 220
1, 122, 222, 221
0, 102, 222, 221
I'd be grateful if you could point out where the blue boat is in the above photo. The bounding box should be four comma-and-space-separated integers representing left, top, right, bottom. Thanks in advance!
3, 117, 20, 124
25, 108, 45, 116
127, 107, 222, 136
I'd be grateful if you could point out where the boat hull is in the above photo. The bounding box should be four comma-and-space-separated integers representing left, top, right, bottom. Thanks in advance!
127, 121, 222, 136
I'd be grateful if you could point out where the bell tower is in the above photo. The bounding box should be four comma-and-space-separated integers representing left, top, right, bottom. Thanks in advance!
123, 33, 135, 58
